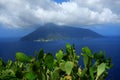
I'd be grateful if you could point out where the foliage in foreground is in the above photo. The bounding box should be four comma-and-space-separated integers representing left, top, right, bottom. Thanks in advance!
0, 43, 112, 80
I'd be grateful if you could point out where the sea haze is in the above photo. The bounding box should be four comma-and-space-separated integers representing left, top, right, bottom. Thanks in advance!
0, 37, 120, 80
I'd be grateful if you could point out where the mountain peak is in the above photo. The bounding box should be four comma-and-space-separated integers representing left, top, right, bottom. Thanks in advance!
21, 24, 103, 41
44, 23, 57, 26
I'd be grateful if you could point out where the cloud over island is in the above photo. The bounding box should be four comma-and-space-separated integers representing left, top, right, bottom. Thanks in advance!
0, 0, 120, 28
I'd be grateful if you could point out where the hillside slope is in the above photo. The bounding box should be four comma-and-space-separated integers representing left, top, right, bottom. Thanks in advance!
21, 23, 102, 41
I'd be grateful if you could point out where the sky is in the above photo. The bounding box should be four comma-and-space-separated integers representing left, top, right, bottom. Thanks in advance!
0, 0, 120, 38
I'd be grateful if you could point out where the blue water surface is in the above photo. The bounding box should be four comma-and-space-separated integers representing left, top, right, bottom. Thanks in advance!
0, 37, 120, 80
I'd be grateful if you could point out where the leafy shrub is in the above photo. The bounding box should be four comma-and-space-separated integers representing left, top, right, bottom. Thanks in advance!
0, 43, 112, 80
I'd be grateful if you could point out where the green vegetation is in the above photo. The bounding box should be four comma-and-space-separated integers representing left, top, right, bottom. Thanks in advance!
0, 43, 112, 80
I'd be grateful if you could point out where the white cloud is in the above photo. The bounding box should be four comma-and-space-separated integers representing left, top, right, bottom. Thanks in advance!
0, 0, 120, 28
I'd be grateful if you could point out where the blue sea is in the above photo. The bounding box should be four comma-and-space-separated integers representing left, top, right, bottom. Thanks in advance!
0, 37, 120, 80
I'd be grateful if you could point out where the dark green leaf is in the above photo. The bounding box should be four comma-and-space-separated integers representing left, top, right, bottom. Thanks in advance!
16, 52, 30, 62
45, 53, 54, 70
38, 49, 44, 61
25, 72, 37, 80
83, 54, 89, 68
66, 43, 72, 54
56, 50, 64, 61
82, 47, 93, 57
89, 67, 95, 80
